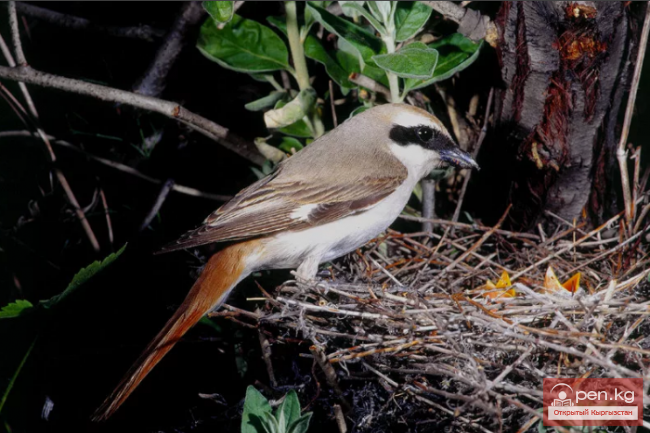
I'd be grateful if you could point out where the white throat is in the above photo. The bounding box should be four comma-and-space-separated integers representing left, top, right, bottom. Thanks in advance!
388, 143, 439, 181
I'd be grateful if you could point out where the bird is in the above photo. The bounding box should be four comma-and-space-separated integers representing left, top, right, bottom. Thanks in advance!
92, 103, 478, 421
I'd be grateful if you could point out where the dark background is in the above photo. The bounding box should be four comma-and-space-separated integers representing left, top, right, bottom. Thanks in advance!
0, 2, 648, 433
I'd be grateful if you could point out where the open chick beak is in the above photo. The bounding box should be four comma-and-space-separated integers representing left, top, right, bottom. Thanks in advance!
440, 148, 479, 170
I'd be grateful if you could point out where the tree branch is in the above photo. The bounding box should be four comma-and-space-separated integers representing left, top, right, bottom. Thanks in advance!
8, 2, 26, 66
618, 4, 650, 230
15, 2, 164, 42
452, 87, 494, 223
5, 5, 101, 252
0, 65, 265, 165
348, 72, 392, 101
133, 2, 205, 98
0, 130, 231, 202
139, 179, 175, 232
420, 1, 497, 47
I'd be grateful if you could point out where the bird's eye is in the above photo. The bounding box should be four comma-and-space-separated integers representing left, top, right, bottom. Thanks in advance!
417, 126, 433, 142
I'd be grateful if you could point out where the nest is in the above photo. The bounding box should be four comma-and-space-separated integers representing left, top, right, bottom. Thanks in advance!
211, 208, 650, 432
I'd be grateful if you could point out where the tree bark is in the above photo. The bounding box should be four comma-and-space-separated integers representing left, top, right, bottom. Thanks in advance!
478, 1, 645, 229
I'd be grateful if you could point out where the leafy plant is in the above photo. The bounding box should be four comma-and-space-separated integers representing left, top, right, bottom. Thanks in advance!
0, 243, 127, 317
0, 245, 127, 413
241, 386, 312, 433
197, 1, 482, 165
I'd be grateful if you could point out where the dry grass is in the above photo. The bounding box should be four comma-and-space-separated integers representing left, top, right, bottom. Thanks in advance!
213, 204, 650, 432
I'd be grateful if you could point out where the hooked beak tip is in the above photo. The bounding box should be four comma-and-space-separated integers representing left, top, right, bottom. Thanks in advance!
440, 149, 479, 170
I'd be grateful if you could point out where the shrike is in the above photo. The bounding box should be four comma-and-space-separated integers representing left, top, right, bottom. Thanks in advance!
93, 103, 478, 420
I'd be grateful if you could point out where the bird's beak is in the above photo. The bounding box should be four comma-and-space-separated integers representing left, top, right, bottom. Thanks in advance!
439, 148, 479, 170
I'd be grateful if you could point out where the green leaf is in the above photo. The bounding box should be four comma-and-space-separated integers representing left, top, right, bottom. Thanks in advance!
274, 391, 301, 429
394, 2, 432, 42
198, 15, 290, 73
0, 300, 34, 319
199, 316, 222, 333
287, 412, 313, 433
403, 34, 481, 92
271, 100, 312, 137
202, 1, 234, 24
279, 121, 312, 138
245, 91, 288, 112
0, 338, 36, 413
412, 181, 423, 202
339, 2, 386, 34
373, 42, 439, 79
255, 138, 287, 163
336, 38, 388, 86
40, 244, 127, 310
367, 1, 392, 23
304, 35, 354, 88
264, 89, 317, 129
278, 137, 304, 153
241, 386, 273, 433
306, 2, 384, 71
349, 105, 370, 118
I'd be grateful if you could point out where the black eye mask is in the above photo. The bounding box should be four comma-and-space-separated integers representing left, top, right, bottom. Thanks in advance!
389, 123, 479, 170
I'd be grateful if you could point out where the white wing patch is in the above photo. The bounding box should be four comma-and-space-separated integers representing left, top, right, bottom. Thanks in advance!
290, 203, 319, 221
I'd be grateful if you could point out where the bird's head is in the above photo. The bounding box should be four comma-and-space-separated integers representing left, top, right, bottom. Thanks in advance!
362, 104, 479, 178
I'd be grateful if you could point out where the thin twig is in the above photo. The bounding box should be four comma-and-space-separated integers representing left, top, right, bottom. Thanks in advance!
452, 88, 493, 223
333, 404, 347, 433
15, 3, 164, 41
98, 187, 114, 247
617, 4, 650, 229
139, 179, 175, 232
0, 130, 231, 202
310, 345, 350, 409
348, 73, 392, 100
328, 80, 338, 128
258, 328, 277, 387
4, 9, 101, 252
0, 65, 265, 165
398, 214, 540, 240
434, 204, 509, 278
421, 179, 435, 232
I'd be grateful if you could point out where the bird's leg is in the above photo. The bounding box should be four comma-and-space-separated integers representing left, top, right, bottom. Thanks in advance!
292, 254, 321, 284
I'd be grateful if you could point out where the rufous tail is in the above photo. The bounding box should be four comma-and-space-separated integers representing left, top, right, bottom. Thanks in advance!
92, 241, 257, 421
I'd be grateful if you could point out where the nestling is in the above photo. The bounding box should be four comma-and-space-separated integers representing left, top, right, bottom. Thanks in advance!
93, 103, 478, 420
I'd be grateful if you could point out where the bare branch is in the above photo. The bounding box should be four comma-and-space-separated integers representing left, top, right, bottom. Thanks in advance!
421, 179, 435, 232
140, 179, 175, 232
421, 1, 465, 23
0, 130, 232, 202
420, 1, 497, 47
348, 72, 392, 100
15, 3, 164, 42
133, 2, 205, 98
618, 4, 650, 229
0, 65, 265, 165
4, 9, 100, 251
8, 2, 26, 66
452, 87, 494, 223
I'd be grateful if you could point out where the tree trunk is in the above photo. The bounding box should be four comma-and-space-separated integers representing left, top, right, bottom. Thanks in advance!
474, 1, 645, 230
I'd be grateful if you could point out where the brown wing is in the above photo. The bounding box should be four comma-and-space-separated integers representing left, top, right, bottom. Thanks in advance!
157, 167, 406, 253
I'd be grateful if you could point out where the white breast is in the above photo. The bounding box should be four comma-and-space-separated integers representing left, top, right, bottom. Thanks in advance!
257, 146, 434, 271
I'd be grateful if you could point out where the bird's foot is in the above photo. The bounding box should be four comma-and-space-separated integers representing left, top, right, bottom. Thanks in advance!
290, 269, 319, 286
